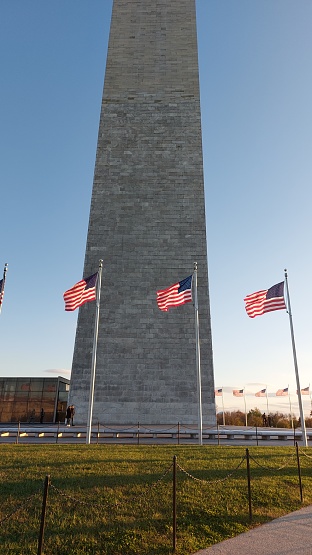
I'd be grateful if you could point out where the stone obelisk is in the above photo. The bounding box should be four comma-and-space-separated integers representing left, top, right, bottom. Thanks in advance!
69, 0, 216, 425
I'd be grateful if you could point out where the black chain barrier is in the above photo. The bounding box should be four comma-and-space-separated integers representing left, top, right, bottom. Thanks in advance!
248, 451, 297, 472
0, 489, 42, 524
0, 446, 307, 554
177, 455, 246, 484
299, 448, 312, 459
49, 461, 173, 511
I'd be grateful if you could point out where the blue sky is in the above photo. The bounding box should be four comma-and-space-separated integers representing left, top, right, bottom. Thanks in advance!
1, 1, 312, 417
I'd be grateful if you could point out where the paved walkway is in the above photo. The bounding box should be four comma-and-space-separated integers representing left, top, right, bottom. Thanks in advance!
193, 505, 312, 555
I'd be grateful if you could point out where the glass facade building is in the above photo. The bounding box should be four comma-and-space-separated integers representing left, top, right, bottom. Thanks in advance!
0, 377, 70, 423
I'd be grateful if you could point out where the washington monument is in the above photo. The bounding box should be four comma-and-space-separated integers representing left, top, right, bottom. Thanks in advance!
69, 0, 216, 425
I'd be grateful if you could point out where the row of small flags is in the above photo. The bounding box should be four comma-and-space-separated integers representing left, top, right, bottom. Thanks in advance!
62, 268, 286, 316
215, 387, 310, 397
0, 260, 287, 317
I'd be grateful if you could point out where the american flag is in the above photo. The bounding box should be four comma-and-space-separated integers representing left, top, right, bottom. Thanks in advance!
0, 278, 4, 308
215, 388, 223, 396
157, 275, 192, 312
297, 386, 309, 395
276, 387, 288, 396
64, 272, 98, 312
0, 263, 8, 311
233, 389, 244, 397
255, 388, 266, 397
244, 282, 286, 318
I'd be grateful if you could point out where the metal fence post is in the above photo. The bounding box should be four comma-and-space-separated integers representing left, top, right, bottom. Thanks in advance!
295, 442, 303, 503
173, 455, 177, 552
246, 448, 252, 522
16, 421, 20, 444
37, 474, 50, 555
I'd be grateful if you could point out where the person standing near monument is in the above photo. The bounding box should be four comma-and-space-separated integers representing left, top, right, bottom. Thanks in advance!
66, 405, 71, 426
70, 405, 75, 426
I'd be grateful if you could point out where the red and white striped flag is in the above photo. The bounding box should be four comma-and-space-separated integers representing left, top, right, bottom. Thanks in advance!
297, 386, 309, 395
0, 279, 4, 308
63, 272, 98, 312
233, 389, 244, 397
255, 388, 266, 397
157, 275, 192, 312
244, 282, 286, 318
0, 263, 8, 313
276, 387, 288, 396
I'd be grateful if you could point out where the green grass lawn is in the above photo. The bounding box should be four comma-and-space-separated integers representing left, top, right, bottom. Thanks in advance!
0, 444, 311, 554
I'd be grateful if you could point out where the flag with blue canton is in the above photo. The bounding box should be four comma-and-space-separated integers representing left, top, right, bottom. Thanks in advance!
244, 281, 286, 318
64, 272, 98, 312
297, 386, 309, 395
233, 389, 244, 397
0, 278, 4, 308
0, 263, 8, 312
276, 387, 288, 396
157, 275, 192, 312
255, 388, 266, 397
215, 388, 223, 396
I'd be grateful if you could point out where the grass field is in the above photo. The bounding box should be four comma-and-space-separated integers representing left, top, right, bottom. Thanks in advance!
0, 444, 311, 554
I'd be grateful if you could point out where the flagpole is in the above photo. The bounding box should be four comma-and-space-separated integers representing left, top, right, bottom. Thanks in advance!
284, 269, 307, 447
221, 387, 225, 426
0, 263, 8, 315
193, 262, 203, 445
266, 385, 269, 415
86, 260, 103, 445
244, 389, 247, 426
287, 385, 293, 428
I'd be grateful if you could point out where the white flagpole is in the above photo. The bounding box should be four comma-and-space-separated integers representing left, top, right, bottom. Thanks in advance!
193, 262, 203, 445
0, 263, 8, 315
266, 386, 269, 415
244, 389, 247, 426
284, 269, 307, 447
287, 385, 294, 428
86, 260, 103, 445
221, 387, 225, 426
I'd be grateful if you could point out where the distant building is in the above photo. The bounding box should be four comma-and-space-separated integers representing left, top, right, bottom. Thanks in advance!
0, 377, 70, 423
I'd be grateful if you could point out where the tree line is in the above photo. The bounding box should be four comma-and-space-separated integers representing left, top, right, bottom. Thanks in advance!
216, 407, 312, 428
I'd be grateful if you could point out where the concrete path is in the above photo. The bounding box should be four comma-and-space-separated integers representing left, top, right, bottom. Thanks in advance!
193, 505, 312, 555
